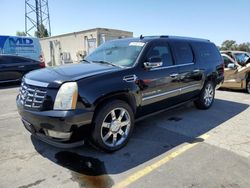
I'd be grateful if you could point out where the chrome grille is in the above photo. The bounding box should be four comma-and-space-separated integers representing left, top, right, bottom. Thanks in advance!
19, 82, 47, 109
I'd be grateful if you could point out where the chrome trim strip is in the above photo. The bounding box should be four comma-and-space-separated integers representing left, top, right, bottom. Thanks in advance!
142, 89, 180, 101
142, 88, 179, 101
0, 79, 20, 83
142, 83, 200, 101
24, 78, 49, 87
180, 84, 200, 92
150, 63, 194, 71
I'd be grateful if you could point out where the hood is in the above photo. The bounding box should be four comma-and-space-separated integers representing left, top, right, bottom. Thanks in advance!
24, 62, 119, 88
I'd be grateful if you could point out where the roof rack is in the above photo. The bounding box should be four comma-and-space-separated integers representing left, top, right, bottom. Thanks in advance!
137, 35, 210, 42
159, 35, 169, 38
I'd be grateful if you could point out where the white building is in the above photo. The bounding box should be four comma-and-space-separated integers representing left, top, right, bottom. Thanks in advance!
40, 28, 133, 66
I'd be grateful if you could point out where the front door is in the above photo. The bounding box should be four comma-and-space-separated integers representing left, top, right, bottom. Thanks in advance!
137, 41, 180, 109
222, 55, 241, 88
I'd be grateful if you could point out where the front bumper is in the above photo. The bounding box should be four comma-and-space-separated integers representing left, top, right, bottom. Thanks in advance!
17, 98, 94, 148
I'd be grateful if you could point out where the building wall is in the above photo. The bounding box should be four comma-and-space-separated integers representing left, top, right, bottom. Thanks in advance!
40, 28, 133, 66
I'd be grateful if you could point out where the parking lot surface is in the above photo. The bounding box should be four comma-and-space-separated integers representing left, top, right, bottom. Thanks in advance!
0, 84, 249, 188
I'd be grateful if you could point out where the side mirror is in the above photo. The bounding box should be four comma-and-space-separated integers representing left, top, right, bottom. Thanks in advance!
227, 63, 237, 69
144, 57, 163, 69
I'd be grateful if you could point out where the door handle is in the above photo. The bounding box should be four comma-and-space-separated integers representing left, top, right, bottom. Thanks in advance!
170, 73, 179, 78
193, 69, 200, 73
18, 65, 25, 68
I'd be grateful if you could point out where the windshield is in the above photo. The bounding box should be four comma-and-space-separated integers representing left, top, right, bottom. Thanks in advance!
234, 53, 250, 65
85, 40, 145, 67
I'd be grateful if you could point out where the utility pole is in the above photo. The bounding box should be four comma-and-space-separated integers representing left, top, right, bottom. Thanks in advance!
25, 0, 51, 37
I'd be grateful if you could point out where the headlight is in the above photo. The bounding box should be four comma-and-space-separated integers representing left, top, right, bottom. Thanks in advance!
54, 82, 78, 110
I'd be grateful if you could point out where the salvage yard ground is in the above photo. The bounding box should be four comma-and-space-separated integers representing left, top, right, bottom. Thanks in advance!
0, 84, 249, 188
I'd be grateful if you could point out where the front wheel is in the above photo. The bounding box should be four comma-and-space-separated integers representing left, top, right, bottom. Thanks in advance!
91, 100, 134, 152
194, 81, 215, 109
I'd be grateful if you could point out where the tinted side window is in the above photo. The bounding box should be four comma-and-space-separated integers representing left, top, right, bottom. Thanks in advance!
8, 56, 26, 64
0, 58, 4, 64
191, 42, 221, 63
146, 43, 173, 66
0, 57, 12, 64
0, 56, 26, 64
171, 41, 194, 64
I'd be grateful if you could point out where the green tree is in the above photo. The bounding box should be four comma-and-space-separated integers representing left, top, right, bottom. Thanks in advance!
220, 40, 250, 52
16, 31, 27, 36
220, 40, 238, 50
35, 24, 49, 38
237, 42, 250, 52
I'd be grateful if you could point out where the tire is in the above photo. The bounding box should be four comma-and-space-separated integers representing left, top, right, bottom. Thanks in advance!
91, 100, 134, 152
246, 79, 250, 94
194, 81, 215, 110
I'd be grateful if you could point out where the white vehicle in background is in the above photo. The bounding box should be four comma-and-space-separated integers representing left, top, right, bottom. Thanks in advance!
0, 35, 44, 62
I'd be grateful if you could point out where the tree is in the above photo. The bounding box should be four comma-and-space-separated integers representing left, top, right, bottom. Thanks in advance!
16, 31, 27, 36
237, 42, 250, 52
35, 24, 49, 38
220, 40, 250, 52
220, 40, 238, 51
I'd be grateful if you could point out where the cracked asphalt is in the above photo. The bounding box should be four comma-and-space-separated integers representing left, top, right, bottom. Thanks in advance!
0, 83, 249, 188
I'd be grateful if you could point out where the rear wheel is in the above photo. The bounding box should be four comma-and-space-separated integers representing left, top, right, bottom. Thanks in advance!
91, 100, 134, 152
246, 80, 250, 94
194, 81, 215, 109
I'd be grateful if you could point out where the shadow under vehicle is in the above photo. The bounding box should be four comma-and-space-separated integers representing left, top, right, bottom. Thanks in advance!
31, 98, 249, 188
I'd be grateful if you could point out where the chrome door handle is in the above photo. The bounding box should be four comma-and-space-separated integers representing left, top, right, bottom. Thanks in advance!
18, 65, 25, 68
170, 73, 179, 78
193, 69, 200, 73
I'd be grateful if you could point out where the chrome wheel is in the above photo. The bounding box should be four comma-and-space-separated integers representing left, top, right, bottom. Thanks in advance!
204, 83, 214, 106
101, 108, 131, 147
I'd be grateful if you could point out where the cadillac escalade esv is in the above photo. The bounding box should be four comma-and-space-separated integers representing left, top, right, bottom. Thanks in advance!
16, 36, 224, 151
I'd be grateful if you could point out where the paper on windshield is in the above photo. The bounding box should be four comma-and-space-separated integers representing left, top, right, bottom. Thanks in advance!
129, 42, 145, 47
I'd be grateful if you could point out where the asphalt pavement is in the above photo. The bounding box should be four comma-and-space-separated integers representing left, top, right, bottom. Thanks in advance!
0, 83, 249, 188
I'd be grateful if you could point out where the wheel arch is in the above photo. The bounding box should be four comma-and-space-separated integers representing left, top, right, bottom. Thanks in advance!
205, 73, 217, 86
93, 91, 138, 117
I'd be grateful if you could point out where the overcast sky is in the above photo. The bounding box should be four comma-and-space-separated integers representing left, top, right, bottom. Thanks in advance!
1, 0, 250, 46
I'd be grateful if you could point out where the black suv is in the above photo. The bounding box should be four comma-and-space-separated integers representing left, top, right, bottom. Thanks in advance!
16, 36, 224, 151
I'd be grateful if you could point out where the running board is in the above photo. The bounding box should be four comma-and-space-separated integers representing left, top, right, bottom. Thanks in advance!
135, 98, 198, 123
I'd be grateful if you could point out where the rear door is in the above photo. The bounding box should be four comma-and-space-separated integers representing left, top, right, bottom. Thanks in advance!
169, 40, 203, 99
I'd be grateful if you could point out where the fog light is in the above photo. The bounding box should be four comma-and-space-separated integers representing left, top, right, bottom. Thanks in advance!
45, 129, 72, 139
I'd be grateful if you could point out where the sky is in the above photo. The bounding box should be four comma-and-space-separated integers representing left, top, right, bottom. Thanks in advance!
1, 0, 250, 46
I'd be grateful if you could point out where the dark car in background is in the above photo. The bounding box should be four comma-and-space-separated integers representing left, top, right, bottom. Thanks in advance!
0, 55, 45, 83
16, 36, 224, 152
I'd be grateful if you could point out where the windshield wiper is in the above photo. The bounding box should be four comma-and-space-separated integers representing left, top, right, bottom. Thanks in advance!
81, 59, 92, 63
92, 60, 123, 68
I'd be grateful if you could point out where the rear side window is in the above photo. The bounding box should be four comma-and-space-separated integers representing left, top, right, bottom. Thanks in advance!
171, 41, 194, 64
0, 57, 4, 64
0, 56, 27, 64
191, 42, 221, 63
